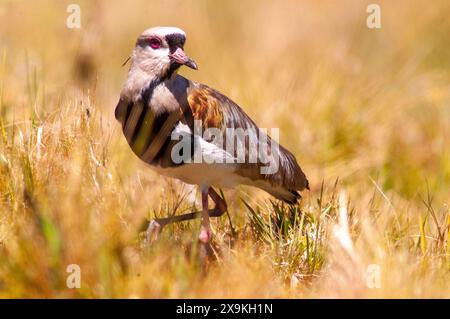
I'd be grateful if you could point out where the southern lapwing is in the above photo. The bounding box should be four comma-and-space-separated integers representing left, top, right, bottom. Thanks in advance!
115, 27, 309, 244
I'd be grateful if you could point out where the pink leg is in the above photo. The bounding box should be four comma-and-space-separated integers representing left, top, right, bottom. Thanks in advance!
199, 186, 213, 244
145, 187, 227, 244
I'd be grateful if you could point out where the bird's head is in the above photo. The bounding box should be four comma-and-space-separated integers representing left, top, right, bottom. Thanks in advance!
131, 26, 197, 79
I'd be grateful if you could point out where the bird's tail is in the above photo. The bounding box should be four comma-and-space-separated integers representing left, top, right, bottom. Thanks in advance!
258, 184, 302, 204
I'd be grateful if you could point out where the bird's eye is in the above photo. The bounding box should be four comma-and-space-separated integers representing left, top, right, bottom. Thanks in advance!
149, 38, 161, 49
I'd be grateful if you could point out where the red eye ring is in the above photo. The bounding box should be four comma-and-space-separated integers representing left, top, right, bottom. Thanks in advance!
149, 38, 161, 49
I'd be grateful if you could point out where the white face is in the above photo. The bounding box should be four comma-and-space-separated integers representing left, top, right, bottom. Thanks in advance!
132, 27, 188, 78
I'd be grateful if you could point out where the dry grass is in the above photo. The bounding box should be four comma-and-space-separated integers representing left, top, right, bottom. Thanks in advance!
0, 0, 449, 298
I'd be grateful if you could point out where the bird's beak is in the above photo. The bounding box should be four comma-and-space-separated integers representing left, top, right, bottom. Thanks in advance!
169, 47, 198, 70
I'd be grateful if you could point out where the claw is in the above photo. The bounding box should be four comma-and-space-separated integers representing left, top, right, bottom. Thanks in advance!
145, 220, 162, 244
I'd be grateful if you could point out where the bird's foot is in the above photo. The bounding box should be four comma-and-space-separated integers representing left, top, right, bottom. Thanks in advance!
145, 220, 163, 245
199, 226, 212, 244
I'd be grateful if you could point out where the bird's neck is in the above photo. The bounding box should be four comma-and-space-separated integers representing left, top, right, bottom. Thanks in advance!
121, 63, 179, 103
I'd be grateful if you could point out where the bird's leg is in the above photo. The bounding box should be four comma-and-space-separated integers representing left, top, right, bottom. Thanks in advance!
145, 187, 227, 243
207, 188, 227, 217
145, 212, 202, 243
199, 186, 212, 244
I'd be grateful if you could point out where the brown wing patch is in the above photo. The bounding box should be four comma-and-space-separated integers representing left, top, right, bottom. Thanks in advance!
187, 88, 224, 130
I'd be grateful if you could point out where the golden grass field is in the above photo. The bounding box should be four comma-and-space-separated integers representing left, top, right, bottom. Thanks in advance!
0, 0, 449, 298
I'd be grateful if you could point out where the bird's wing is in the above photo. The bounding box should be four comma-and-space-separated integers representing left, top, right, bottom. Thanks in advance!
186, 83, 309, 200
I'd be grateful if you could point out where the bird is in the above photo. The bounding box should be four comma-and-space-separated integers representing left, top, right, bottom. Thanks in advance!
115, 26, 309, 244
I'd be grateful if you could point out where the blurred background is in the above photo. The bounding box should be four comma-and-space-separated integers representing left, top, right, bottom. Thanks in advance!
0, 0, 449, 298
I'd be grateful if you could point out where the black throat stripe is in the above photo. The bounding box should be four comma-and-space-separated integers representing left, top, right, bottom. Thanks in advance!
140, 78, 161, 106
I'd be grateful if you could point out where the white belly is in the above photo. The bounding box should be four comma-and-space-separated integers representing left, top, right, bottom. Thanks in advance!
150, 122, 245, 187
152, 163, 243, 188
